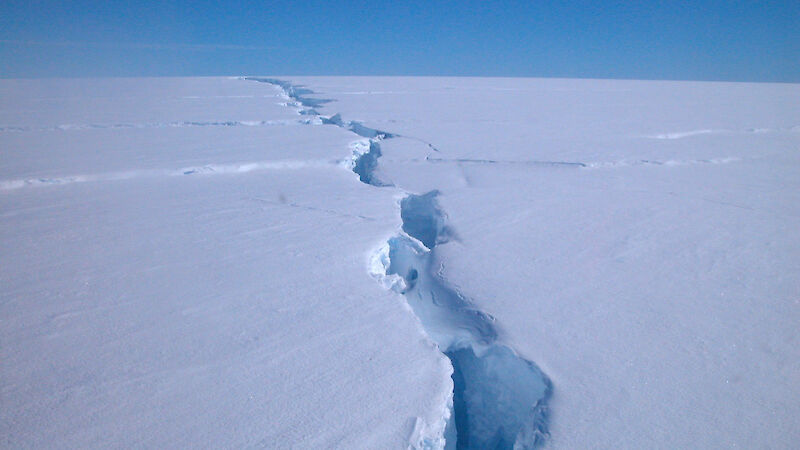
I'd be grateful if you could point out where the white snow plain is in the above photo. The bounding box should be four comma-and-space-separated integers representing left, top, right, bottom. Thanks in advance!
1, 76, 799, 449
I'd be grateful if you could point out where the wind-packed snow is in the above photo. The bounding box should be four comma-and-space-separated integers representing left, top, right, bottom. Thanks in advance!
0, 78, 451, 448
2, 76, 799, 448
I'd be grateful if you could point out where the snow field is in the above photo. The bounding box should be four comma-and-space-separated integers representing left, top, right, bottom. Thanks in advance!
2, 75, 799, 448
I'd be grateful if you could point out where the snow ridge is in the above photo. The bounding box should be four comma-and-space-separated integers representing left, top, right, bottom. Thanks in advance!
0, 120, 304, 133
251, 78, 551, 449
583, 156, 741, 169
643, 125, 800, 139
0, 159, 336, 191
426, 157, 586, 168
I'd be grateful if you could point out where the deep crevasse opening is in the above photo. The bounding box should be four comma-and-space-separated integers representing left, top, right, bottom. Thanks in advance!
373, 191, 551, 449
346, 140, 392, 187
249, 77, 551, 449
446, 347, 549, 449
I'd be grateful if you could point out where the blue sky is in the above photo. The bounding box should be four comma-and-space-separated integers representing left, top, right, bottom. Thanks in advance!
1, 0, 798, 81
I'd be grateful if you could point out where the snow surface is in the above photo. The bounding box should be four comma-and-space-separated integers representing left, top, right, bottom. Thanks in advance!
2, 76, 799, 448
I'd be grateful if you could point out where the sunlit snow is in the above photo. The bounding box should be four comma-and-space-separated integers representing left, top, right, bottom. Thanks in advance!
2, 76, 798, 448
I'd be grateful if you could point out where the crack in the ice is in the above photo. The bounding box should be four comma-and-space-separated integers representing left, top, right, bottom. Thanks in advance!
321, 113, 396, 140
344, 140, 393, 187
373, 192, 551, 449
248, 77, 394, 187
249, 78, 552, 449
244, 77, 334, 113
